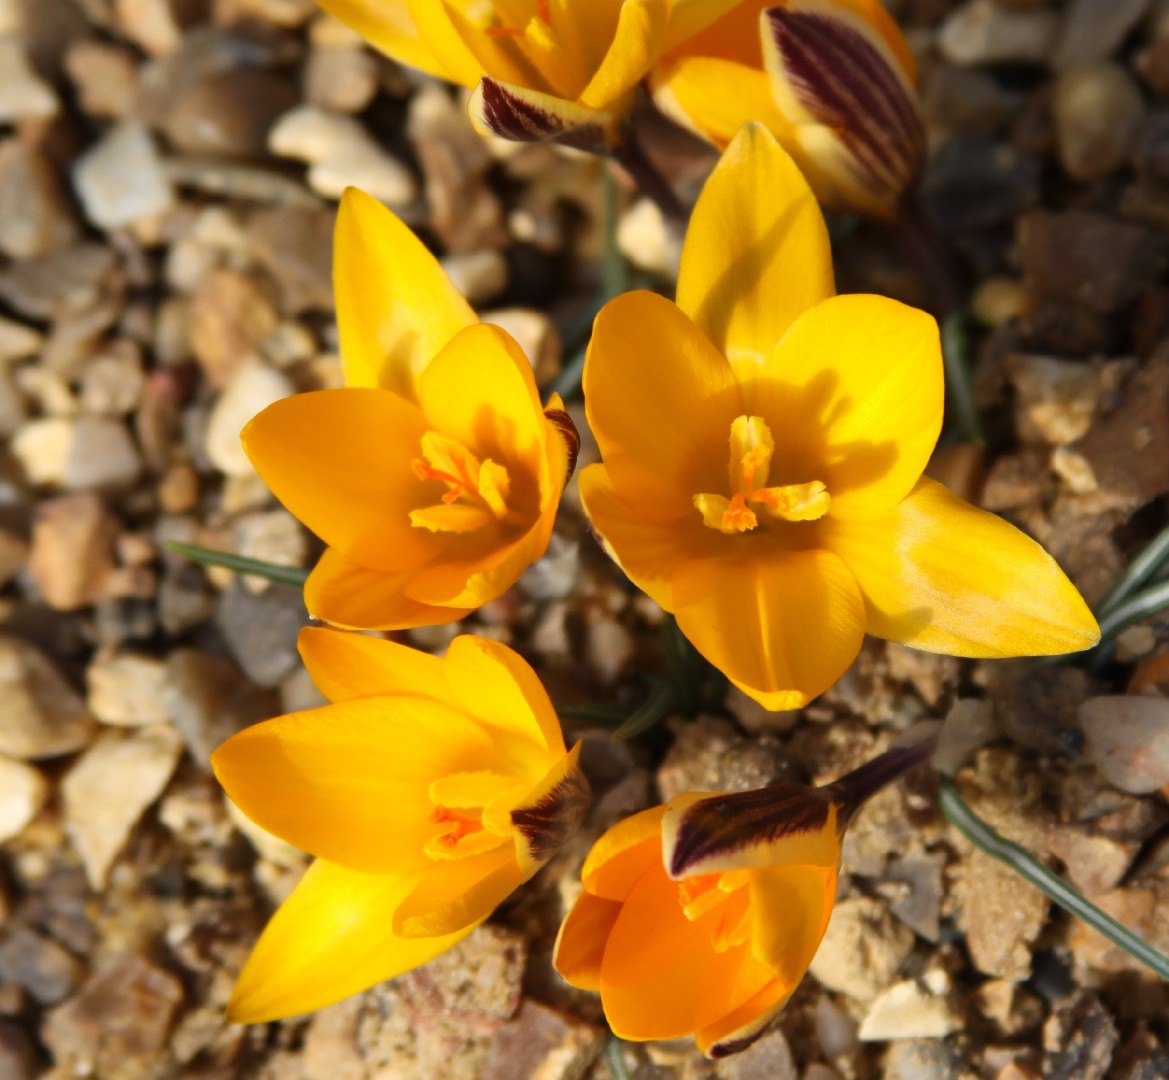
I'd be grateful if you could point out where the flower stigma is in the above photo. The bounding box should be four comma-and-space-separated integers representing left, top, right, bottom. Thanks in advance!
694, 415, 830, 534
410, 431, 519, 533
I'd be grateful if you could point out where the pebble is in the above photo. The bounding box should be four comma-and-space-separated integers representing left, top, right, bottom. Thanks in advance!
188, 268, 280, 388
619, 197, 681, 278
0, 313, 43, 362
0, 242, 116, 321
0, 139, 79, 259
584, 613, 634, 685
1080, 695, 1169, 794
246, 205, 335, 314
12, 416, 141, 490
483, 307, 561, 385
86, 652, 170, 726
42, 953, 184, 1074
114, 0, 184, 57
1043, 993, 1117, 1080
440, 250, 508, 305
235, 509, 307, 594
1046, 827, 1133, 896
72, 121, 175, 231
1004, 353, 1100, 445
859, 970, 962, 1042
28, 492, 120, 610
920, 135, 1040, 234
64, 40, 138, 119
0, 636, 96, 760
0, 529, 27, 586
165, 69, 298, 158
79, 342, 146, 416
304, 43, 378, 113
883, 1039, 975, 1080
204, 355, 294, 476
933, 698, 998, 775
1054, 0, 1150, 70
0, 1020, 38, 1080
808, 897, 914, 1002
0, 925, 84, 1006
1054, 63, 1144, 181
268, 104, 417, 205
217, 579, 306, 687
0, 754, 47, 842
939, 0, 1059, 66
480, 999, 606, 1080
0, 37, 59, 122
61, 724, 185, 888
921, 64, 1022, 137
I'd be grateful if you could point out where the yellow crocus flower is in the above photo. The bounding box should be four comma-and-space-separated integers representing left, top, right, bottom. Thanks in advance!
580, 124, 1098, 710
652, 0, 924, 217
213, 627, 588, 1021
242, 187, 578, 630
555, 732, 932, 1056
316, 0, 742, 149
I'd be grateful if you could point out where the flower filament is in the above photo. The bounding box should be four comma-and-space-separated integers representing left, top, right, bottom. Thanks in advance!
677, 869, 753, 953
472, 0, 590, 100
410, 431, 518, 533
425, 770, 527, 861
694, 415, 830, 534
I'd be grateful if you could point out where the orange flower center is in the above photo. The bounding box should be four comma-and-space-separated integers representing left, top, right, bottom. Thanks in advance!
410, 431, 521, 534
677, 869, 753, 953
471, 0, 591, 100
424, 771, 527, 862
694, 415, 830, 534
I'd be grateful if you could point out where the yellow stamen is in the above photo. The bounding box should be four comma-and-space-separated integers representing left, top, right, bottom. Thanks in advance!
695, 415, 830, 533
410, 431, 514, 533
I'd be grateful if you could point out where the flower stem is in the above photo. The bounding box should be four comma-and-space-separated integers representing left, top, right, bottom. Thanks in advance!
612, 131, 686, 224
603, 1036, 633, 1080
166, 540, 308, 587
661, 614, 703, 715
1095, 578, 1169, 647
611, 679, 677, 743
1095, 522, 1169, 618
939, 775, 1169, 982
941, 311, 984, 446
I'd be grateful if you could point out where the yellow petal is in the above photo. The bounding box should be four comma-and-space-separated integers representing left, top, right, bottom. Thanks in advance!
334, 188, 476, 396
227, 859, 472, 1023
752, 293, 943, 520
675, 124, 834, 388
470, 77, 612, 152
297, 626, 445, 703
316, 0, 449, 80
406, 0, 482, 86
584, 291, 744, 522
444, 635, 566, 757
578, 0, 670, 111
393, 844, 524, 937
748, 862, 837, 987
652, 55, 791, 150
695, 978, 790, 1058
580, 465, 726, 610
417, 323, 545, 478
660, 0, 753, 52
820, 476, 1101, 657
305, 546, 473, 631
242, 388, 437, 573
581, 805, 667, 901
439, 1, 547, 89
599, 859, 774, 1041
211, 695, 507, 874
671, 548, 865, 710
554, 890, 624, 991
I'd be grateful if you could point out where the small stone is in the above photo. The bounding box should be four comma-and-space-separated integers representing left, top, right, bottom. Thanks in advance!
305, 44, 378, 113
1080, 695, 1169, 794
0, 636, 96, 760
0, 242, 116, 321
13, 416, 141, 490
808, 896, 914, 1002
969, 980, 1044, 1039
933, 698, 998, 775
939, 0, 1059, 66
1043, 993, 1117, 1080
859, 970, 962, 1041
73, 121, 175, 231
881, 852, 947, 942
0, 926, 84, 1005
1017, 210, 1167, 315
714, 1029, 797, 1079
584, 613, 634, 685
921, 64, 1023, 137
42, 953, 184, 1074
619, 197, 681, 278
0, 139, 79, 259
64, 40, 138, 119
1054, 0, 1150, 70
480, 999, 606, 1080
882, 1039, 975, 1080
61, 724, 184, 888
0, 314, 43, 362
0, 1020, 38, 1080
0, 755, 47, 842
158, 462, 199, 512
27, 492, 119, 610
165, 70, 298, 158
204, 356, 294, 476
163, 649, 279, 769
268, 105, 417, 205
1047, 827, 1133, 896
188, 269, 280, 388
0, 38, 58, 123
86, 652, 169, 726
247, 205, 335, 314
440, 251, 507, 305
114, 0, 183, 56
217, 579, 306, 687
1004, 354, 1100, 445
921, 136, 1040, 233
1054, 63, 1144, 181
79, 342, 146, 417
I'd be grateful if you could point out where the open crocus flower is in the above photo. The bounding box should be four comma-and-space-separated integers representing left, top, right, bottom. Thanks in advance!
651, 0, 924, 217
555, 731, 933, 1056
213, 627, 589, 1021
581, 124, 1098, 710
317, 0, 740, 150
242, 187, 577, 630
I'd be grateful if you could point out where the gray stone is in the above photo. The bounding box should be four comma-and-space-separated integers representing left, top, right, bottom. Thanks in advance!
939, 0, 1059, 66
0, 1020, 38, 1080
0, 755, 47, 842
1043, 993, 1117, 1080
1054, 0, 1149, 70
714, 1029, 797, 1079
1080, 695, 1169, 794
0, 636, 96, 760
165, 69, 298, 158
1055, 63, 1144, 181
0, 926, 84, 1005
0, 138, 79, 259
217, 579, 306, 687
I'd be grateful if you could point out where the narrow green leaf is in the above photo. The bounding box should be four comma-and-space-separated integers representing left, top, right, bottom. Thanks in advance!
166, 540, 309, 588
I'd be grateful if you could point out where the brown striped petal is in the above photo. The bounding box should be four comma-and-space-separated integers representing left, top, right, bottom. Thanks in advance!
543, 399, 581, 482
471, 77, 614, 154
511, 741, 590, 874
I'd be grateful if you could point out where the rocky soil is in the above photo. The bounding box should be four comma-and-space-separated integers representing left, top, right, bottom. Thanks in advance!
2, 0, 1169, 1078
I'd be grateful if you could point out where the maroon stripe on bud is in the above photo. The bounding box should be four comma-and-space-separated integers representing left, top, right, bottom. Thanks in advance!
668, 784, 833, 879
543, 406, 581, 481
511, 758, 590, 863
765, 7, 924, 202
477, 78, 609, 154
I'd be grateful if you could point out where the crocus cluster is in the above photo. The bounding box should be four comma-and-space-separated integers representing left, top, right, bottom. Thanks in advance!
213, 0, 1101, 1058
